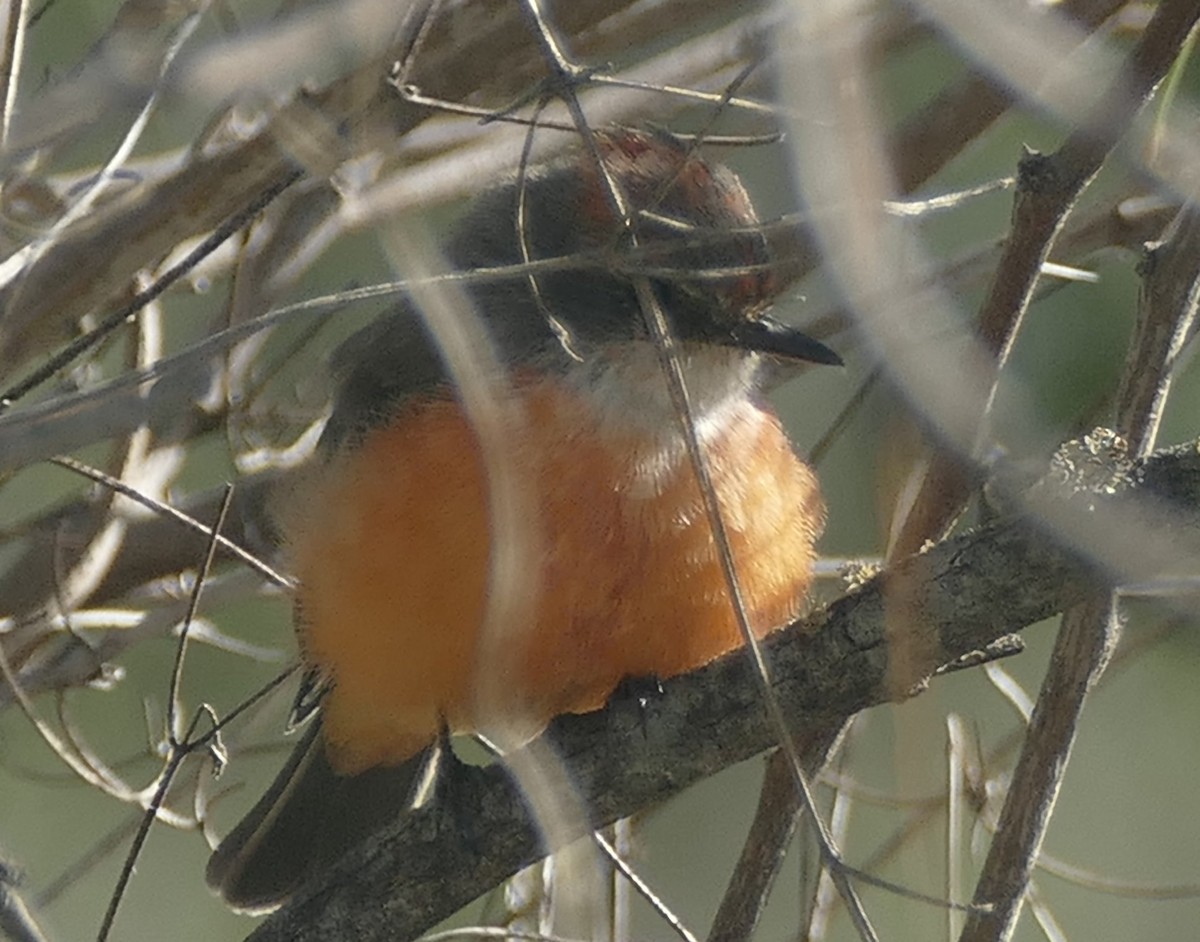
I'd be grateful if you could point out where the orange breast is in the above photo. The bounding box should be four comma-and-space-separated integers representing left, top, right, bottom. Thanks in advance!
283, 380, 824, 774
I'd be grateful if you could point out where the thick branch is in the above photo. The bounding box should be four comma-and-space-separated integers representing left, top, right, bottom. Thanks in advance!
243, 442, 1200, 942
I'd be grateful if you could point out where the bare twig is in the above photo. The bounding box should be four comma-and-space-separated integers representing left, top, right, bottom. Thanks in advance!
1116, 207, 1200, 452
707, 750, 804, 942
959, 114, 1200, 942
891, 0, 1128, 191
0, 851, 49, 942
593, 830, 698, 942
890, 0, 1200, 559
0, 0, 28, 150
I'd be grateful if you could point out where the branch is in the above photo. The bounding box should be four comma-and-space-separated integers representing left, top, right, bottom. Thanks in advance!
0, 0, 768, 377
242, 441, 1200, 942
960, 199, 1200, 942
890, 0, 1200, 558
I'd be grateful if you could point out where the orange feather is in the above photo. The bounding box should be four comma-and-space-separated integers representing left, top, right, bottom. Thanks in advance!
284, 377, 824, 775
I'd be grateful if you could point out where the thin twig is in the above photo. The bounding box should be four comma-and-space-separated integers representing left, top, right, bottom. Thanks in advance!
593, 831, 699, 942
97, 488, 235, 942
958, 27, 1200, 937
0, 170, 302, 409
0, 0, 28, 149
890, 0, 1200, 559
707, 750, 802, 942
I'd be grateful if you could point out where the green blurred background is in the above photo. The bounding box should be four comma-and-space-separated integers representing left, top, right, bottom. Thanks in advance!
2, 2, 1199, 941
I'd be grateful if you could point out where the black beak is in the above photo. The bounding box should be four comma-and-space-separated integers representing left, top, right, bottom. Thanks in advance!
730, 315, 843, 366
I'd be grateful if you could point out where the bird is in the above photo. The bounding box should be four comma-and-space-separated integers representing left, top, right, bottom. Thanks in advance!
206, 127, 838, 912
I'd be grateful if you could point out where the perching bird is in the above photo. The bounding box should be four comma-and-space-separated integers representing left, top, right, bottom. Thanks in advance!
207, 128, 837, 911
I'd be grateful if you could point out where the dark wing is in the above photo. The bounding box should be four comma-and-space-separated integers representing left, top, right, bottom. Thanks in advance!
205, 717, 427, 912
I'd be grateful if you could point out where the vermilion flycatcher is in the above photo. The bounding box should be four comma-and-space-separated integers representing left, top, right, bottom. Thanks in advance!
207, 129, 837, 911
